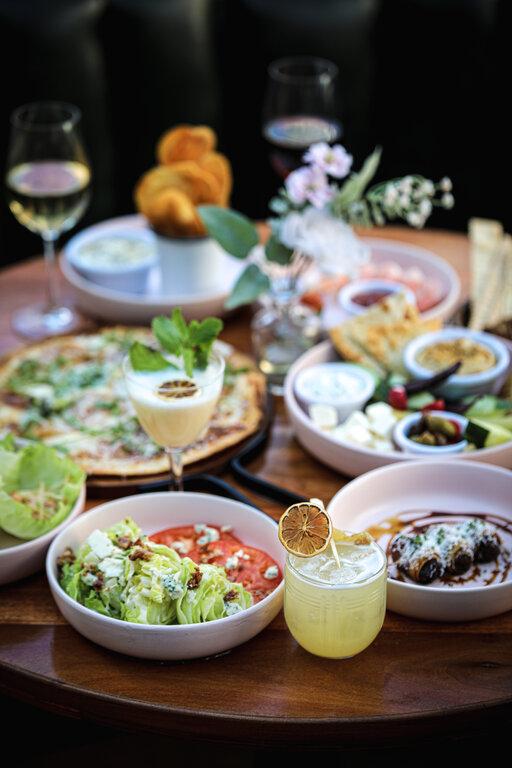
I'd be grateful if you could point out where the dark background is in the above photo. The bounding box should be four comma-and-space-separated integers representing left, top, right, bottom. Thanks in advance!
0, 0, 509, 267
1, 0, 511, 267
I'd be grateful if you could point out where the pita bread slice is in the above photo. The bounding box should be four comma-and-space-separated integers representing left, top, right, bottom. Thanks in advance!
329, 291, 441, 375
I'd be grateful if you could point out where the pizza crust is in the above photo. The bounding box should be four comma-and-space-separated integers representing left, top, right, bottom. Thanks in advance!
0, 327, 266, 478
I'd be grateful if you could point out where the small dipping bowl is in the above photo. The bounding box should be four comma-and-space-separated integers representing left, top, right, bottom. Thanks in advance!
393, 409, 468, 455
338, 279, 416, 316
65, 229, 157, 293
294, 362, 376, 423
403, 327, 510, 399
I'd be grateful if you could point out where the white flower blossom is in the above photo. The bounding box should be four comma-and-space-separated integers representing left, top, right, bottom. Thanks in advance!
406, 211, 424, 228
399, 194, 411, 208
279, 207, 369, 276
420, 180, 435, 196
419, 198, 432, 217
399, 176, 413, 194
303, 142, 353, 179
440, 177, 452, 192
384, 184, 399, 205
285, 165, 335, 208
441, 192, 454, 209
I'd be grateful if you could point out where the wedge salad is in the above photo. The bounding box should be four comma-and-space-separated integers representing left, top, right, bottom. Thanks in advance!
0, 435, 85, 541
58, 517, 281, 625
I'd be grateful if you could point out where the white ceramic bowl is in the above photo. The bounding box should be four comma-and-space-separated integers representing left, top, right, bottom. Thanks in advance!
284, 340, 512, 477
321, 237, 461, 329
0, 484, 85, 586
404, 328, 510, 398
338, 279, 416, 316
61, 215, 244, 322
65, 228, 157, 293
46, 492, 284, 660
327, 460, 512, 621
293, 362, 376, 422
393, 410, 468, 455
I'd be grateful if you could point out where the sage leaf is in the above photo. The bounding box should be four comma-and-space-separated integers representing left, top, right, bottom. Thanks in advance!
225, 264, 271, 309
264, 235, 294, 265
198, 206, 259, 260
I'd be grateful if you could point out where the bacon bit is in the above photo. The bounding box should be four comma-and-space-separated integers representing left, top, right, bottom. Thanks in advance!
187, 569, 202, 589
92, 574, 104, 591
129, 547, 152, 561
224, 589, 238, 602
56, 548, 75, 570
133, 538, 145, 547
116, 536, 133, 550
1, 392, 30, 407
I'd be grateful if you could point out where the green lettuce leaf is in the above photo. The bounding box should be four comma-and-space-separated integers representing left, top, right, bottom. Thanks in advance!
0, 443, 85, 540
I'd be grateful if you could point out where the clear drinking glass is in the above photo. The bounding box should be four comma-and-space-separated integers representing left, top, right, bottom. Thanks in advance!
284, 540, 387, 659
5, 101, 91, 339
262, 56, 341, 180
123, 351, 225, 491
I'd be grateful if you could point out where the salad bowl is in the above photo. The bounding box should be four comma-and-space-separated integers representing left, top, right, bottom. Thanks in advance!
0, 484, 85, 586
46, 492, 284, 660
327, 460, 512, 621
284, 340, 512, 477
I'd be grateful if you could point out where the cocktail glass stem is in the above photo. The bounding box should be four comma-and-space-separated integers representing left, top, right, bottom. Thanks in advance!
42, 233, 59, 309
166, 447, 184, 492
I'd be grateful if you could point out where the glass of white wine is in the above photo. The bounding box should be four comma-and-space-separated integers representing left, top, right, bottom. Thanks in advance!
5, 101, 91, 339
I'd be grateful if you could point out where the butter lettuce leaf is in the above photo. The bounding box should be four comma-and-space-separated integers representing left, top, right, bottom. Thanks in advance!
0, 442, 85, 540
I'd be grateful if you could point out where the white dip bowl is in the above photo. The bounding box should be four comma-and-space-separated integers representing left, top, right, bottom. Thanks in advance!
64, 228, 157, 293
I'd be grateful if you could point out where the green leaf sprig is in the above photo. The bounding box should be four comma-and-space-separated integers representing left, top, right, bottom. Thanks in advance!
129, 308, 223, 377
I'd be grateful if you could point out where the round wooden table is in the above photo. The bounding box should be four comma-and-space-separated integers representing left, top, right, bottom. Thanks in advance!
0, 227, 511, 748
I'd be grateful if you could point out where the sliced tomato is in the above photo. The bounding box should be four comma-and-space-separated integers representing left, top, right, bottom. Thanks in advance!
149, 525, 281, 603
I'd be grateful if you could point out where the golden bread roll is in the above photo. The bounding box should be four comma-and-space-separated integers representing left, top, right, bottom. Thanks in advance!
157, 125, 216, 164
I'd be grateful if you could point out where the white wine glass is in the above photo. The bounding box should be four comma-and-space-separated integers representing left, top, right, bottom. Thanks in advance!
5, 101, 91, 339
123, 351, 225, 492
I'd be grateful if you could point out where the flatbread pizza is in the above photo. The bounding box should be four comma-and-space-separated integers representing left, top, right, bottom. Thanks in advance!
0, 327, 265, 476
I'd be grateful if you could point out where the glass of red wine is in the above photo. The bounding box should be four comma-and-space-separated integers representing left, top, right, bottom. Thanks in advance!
262, 56, 341, 181
5, 101, 91, 339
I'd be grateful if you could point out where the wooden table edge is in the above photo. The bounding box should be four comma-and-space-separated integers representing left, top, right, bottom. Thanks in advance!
1, 653, 511, 747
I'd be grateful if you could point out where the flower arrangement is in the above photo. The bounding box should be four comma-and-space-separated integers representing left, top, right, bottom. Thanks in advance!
198, 143, 454, 308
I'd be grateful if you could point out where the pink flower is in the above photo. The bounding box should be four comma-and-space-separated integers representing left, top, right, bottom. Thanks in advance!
285, 165, 335, 209
303, 142, 353, 178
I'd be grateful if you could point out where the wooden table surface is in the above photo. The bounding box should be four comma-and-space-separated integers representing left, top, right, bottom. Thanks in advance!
1, 226, 511, 748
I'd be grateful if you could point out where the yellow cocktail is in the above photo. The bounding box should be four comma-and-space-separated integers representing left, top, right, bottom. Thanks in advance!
284, 539, 386, 658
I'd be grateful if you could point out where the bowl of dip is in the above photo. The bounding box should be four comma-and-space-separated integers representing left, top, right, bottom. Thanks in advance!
338, 279, 416, 317
64, 229, 157, 293
404, 328, 510, 398
293, 362, 376, 423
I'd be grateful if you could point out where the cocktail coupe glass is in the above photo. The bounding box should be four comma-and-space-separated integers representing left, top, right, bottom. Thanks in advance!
284, 540, 387, 659
123, 351, 225, 492
4, 101, 91, 339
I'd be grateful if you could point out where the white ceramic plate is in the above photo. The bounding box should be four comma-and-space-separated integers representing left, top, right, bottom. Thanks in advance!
46, 492, 284, 660
61, 215, 245, 322
0, 484, 85, 586
284, 340, 512, 478
327, 460, 512, 621
322, 237, 461, 328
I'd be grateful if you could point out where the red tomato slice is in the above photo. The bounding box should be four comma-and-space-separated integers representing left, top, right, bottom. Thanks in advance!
149, 525, 281, 603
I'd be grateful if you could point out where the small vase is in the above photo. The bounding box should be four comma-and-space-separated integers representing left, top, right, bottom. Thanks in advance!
251, 251, 321, 395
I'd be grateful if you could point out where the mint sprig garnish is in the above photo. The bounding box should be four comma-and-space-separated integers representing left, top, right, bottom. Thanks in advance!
129, 308, 223, 377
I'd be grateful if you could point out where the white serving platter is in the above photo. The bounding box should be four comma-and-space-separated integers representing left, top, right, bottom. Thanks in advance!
0, 484, 85, 586
46, 492, 284, 660
284, 340, 512, 478
61, 215, 245, 322
327, 460, 512, 621
322, 237, 461, 328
